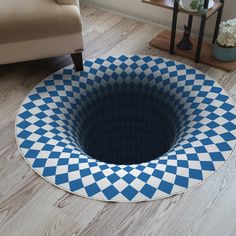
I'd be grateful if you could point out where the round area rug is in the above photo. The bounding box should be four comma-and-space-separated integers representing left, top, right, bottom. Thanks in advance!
15, 55, 236, 202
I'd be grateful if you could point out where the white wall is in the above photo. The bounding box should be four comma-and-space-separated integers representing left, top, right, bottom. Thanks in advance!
82, 0, 236, 38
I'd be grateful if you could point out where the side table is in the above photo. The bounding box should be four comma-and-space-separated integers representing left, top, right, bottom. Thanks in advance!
170, 0, 224, 62
142, 0, 235, 71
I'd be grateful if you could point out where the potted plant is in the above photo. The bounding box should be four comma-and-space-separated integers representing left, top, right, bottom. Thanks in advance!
213, 18, 236, 62
180, 0, 214, 14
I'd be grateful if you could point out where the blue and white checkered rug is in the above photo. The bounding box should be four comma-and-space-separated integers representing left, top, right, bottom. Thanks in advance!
15, 55, 236, 202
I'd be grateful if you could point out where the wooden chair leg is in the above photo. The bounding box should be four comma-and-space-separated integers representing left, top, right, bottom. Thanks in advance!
71, 52, 83, 71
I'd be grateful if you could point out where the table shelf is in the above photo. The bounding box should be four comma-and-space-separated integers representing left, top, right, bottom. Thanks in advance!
150, 30, 236, 71
142, 0, 222, 18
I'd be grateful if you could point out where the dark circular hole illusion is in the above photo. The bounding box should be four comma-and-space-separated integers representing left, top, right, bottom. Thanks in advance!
77, 87, 178, 165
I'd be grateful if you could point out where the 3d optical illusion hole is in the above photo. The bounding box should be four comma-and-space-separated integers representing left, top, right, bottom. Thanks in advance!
77, 89, 178, 165
16, 56, 236, 202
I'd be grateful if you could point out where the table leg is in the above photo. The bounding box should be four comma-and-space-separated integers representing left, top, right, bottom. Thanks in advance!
187, 15, 193, 36
212, 0, 224, 44
195, 15, 206, 63
169, 0, 178, 54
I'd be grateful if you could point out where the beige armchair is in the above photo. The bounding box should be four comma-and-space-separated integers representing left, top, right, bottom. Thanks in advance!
0, 0, 84, 70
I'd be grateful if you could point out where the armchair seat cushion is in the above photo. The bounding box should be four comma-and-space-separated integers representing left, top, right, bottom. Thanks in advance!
0, 0, 82, 43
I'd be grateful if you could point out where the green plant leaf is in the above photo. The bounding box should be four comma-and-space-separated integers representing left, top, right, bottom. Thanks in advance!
190, 0, 206, 15
190, 0, 201, 10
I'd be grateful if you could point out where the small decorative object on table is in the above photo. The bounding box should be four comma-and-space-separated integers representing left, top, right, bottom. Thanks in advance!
180, 0, 214, 13
213, 18, 236, 62
177, 25, 193, 50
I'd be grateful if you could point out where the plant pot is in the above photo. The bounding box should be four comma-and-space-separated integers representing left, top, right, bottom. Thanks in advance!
213, 43, 236, 62
180, 0, 214, 12
181, 0, 196, 11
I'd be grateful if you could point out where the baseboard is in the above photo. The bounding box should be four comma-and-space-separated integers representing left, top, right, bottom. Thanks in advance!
81, 0, 172, 29
81, 0, 213, 40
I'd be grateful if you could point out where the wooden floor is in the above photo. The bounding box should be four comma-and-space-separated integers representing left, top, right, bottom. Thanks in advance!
1, 4, 236, 236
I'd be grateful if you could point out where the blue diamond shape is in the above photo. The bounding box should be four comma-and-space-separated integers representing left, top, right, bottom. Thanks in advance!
107, 173, 120, 183
23, 102, 36, 110
221, 132, 235, 141
177, 160, 188, 168
103, 185, 119, 200
58, 158, 69, 165
69, 179, 83, 191
189, 169, 203, 180
209, 152, 225, 161
56, 173, 69, 185
175, 175, 189, 188
200, 161, 215, 171
68, 164, 79, 172
121, 185, 138, 201
43, 166, 57, 176
138, 172, 150, 182
85, 183, 100, 197
25, 149, 40, 158
32, 158, 47, 168
93, 171, 105, 181
43, 144, 54, 151
187, 154, 199, 161
152, 169, 164, 179
140, 184, 156, 198
216, 142, 232, 152
80, 168, 91, 177
123, 173, 135, 184
17, 130, 32, 139
49, 151, 61, 159
158, 180, 173, 194
20, 140, 34, 149
166, 165, 177, 174
17, 120, 31, 129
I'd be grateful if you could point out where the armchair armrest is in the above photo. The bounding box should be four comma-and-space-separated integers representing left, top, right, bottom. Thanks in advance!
55, 0, 79, 6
